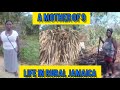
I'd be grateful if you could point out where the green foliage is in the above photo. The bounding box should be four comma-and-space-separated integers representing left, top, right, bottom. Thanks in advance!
21, 14, 39, 35
20, 35, 39, 65
0, 12, 39, 65
0, 12, 39, 35
0, 12, 23, 24
86, 26, 106, 46
80, 25, 120, 47
0, 47, 3, 56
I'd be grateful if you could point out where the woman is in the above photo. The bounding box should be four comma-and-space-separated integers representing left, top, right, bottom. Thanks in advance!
100, 28, 117, 78
0, 20, 20, 77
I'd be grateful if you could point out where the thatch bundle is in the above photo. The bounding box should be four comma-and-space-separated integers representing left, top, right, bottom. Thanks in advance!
39, 29, 87, 65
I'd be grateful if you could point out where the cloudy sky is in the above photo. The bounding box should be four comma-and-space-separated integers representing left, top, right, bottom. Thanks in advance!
24, 12, 32, 16
36, 12, 120, 28
111, 12, 120, 17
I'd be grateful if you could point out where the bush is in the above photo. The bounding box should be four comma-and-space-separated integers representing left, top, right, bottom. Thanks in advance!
20, 35, 39, 65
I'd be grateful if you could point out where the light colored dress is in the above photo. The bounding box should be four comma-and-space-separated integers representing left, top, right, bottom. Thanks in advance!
102, 38, 115, 58
0, 30, 18, 72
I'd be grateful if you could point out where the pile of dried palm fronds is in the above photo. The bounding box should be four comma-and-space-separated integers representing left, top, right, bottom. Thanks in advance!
39, 29, 87, 65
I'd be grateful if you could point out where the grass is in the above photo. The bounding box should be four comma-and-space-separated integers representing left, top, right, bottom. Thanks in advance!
0, 47, 3, 56
20, 35, 39, 65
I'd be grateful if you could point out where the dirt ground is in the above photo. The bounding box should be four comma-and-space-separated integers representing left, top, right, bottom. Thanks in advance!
0, 56, 19, 78
77, 45, 120, 78
0, 45, 120, 78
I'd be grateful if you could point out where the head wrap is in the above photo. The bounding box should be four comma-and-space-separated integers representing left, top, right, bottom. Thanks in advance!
107, 28, 113, 34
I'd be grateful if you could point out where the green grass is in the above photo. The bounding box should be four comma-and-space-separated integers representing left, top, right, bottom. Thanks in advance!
0, 47, 3, 56
20, 35, 39, 65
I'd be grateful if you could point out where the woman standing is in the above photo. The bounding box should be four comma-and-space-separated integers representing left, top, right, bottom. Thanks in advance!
0, 20, 20, 77
100, 28, 117, 78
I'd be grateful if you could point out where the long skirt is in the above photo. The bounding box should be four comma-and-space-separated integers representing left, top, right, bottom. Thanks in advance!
3, 49, 18, 73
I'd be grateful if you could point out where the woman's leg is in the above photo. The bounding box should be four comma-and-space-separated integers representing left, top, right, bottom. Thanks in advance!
5, 69, 8, 72
4, 49, 11, 72
109, 62, 115, 78
14, 71, 18, 76
4, 49, 18, 75
111, 63, 115, 74
105, 62, 110, 77
107, 63, 111, 73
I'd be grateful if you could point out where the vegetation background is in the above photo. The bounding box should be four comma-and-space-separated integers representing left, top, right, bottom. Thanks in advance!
1, 12, 120, 65
0, 12, 39, 65
40, 12, 120, 50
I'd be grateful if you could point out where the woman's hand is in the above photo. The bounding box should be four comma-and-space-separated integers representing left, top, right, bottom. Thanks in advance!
113, 55, 116, 63
99, 36, 104, 43
17, 49, 20, 54
17, 47, 19, 53
16, 36, 20, 54
99, 36, 102, 41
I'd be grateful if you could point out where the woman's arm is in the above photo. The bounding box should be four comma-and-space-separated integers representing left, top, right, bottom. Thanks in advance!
112, 38, 117, 61
0, 37, 2, 46
99, 37, 104, 44
16, 36, 20, 53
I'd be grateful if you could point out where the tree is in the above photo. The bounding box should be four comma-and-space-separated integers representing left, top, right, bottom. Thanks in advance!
0, 12, 23, 24
21, 14, 39, 35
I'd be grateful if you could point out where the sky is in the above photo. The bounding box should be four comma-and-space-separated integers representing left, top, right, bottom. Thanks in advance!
25, 12, 120, 17
91, 12, 120, 27
111, 12, 120, 17
112, 12, 120, 16
24, 12, 32, 16
36, 12, 120, 28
